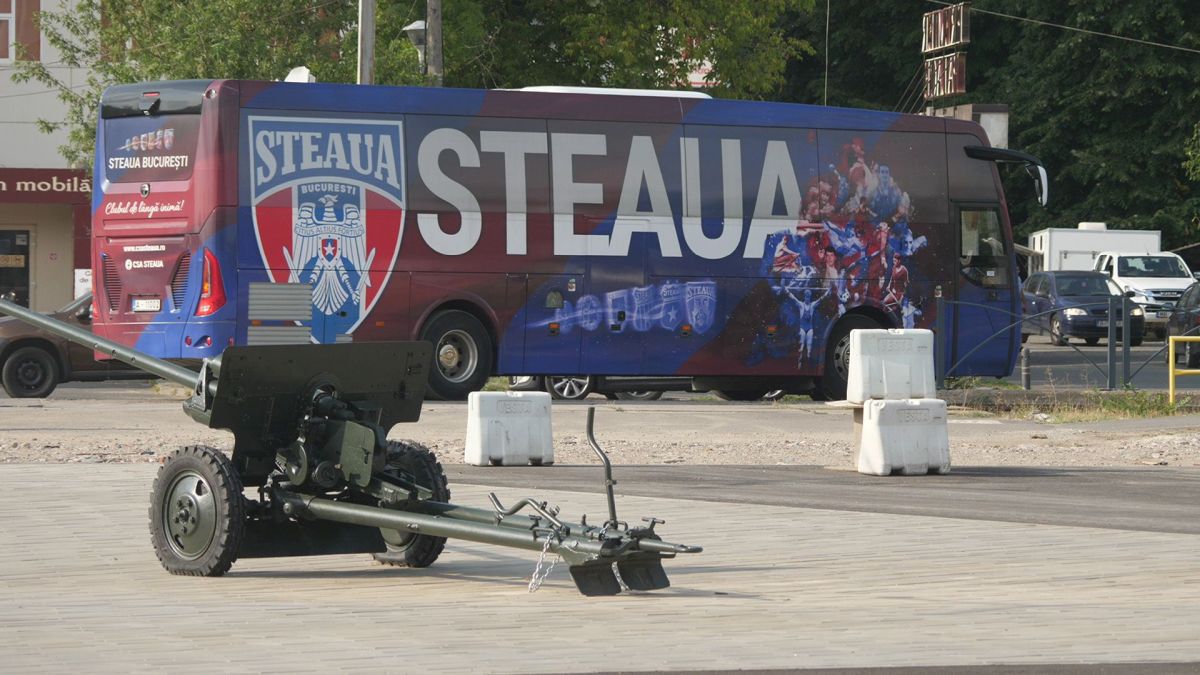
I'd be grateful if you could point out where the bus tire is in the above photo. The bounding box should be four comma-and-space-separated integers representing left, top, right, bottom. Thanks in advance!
420, 310, 494, 401
818, 314, 882, 401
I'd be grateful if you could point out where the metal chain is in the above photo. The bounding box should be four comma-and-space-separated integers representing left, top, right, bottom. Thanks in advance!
611, 562, 631, 593
527, 531, 560, 593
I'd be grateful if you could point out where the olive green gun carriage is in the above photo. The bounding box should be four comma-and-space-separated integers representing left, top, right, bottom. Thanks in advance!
0, 298, 700, 596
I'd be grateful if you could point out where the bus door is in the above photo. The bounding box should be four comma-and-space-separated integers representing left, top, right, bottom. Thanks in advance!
522, 273, 586, 375
950, 204, 1018, 376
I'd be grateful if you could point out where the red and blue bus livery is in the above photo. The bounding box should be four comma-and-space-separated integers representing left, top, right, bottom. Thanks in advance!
92, 80, 1046, 399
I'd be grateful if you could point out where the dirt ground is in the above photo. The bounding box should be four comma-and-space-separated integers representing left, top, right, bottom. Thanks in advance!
1, 383, 1198, 469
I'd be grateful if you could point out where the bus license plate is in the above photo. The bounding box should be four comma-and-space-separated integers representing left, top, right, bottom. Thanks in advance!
132, 298, 161, 312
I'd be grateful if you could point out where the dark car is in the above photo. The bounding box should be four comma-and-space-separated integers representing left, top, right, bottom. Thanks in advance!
0, 293, 150, 398
507, 375, 667, 401
1021, 271, 1145, 346
1166, 281, 1200, 367
507, 375, 788, 401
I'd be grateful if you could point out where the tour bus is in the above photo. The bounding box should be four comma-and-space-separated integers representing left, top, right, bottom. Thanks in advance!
91, 80, 1046, 400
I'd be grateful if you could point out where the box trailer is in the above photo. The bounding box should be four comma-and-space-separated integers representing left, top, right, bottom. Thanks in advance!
1027, 223, 1160, 273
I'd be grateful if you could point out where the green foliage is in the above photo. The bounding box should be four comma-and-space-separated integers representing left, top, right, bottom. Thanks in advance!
15, 0, 808, 168
783, 0, 1200, 248
462, 0, 811, 98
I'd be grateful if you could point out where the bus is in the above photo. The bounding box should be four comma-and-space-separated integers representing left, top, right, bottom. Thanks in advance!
91, 80, 1047, 400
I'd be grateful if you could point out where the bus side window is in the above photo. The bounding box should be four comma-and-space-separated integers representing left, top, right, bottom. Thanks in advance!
960, 208, 1008, 288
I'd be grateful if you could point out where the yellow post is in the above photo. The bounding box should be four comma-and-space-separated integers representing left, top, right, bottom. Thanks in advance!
1169, 336, 1177, 404
1167, 335, 1200, 404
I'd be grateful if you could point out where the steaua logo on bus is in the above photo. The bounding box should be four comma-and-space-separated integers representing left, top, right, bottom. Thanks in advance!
247, 116, 406, 342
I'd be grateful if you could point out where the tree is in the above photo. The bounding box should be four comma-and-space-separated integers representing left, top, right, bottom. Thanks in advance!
17, 1, 809, 169
13, 0, 418, 168
469, 0, 810, 98
782, 0, 1200, 248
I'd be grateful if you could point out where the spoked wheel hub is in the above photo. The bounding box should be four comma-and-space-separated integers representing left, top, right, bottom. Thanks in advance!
435, 329, 478, 383
162, 471, 217, 560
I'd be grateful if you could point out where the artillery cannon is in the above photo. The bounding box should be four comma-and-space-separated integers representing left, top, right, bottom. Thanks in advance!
0, 298, 700, 595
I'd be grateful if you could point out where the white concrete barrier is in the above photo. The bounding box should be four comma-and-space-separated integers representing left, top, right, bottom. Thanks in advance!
854, 398, 950, 476
464, 391, 554, 466
846, 328, 936, 404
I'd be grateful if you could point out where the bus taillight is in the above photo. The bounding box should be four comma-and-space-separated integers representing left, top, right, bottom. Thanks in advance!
196, 249, 226, 317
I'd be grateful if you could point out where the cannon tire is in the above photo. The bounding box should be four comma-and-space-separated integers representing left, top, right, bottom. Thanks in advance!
149, 445, 245, 577
374, 440, 449, 568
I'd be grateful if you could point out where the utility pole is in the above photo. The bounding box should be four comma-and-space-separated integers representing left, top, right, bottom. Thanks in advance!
357, 0, 376, 85
427, 0, 443, 87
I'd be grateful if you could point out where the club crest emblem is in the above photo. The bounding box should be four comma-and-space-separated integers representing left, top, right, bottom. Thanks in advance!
685, 280, 717, 334
249, 116, 405, 343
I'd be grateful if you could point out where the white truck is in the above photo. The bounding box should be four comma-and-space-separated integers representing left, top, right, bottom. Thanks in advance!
1027, 222, 1160, 272
1092, 250, 1195, 338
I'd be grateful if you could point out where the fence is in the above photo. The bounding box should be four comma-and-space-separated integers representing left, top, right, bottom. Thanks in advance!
932, 291, 1187, 392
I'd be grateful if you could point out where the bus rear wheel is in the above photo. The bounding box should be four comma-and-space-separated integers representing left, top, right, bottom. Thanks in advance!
818, 315, 883, 401
420, 310, 493, 401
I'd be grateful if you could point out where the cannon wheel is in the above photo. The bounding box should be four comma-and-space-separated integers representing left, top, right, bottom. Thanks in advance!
374, 440, 449, 568
149, 445, 245, 576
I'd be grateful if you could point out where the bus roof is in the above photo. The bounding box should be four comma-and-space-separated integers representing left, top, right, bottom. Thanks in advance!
101, 79, 969, 137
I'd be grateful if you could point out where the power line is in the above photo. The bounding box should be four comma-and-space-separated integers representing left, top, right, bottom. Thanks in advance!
893, 62, 925, 112
925, 0, 1200, 56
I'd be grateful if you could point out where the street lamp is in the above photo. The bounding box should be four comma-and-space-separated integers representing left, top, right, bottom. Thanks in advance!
403, 20, 426, 74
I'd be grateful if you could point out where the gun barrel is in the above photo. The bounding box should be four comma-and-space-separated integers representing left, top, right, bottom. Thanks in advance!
0, 298, 201, 389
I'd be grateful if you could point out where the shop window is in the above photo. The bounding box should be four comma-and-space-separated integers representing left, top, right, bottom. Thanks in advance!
0, 1, 38, 64
0, 1, 13, 64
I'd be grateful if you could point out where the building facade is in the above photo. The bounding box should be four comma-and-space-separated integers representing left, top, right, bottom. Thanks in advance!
1, 0, 91, 311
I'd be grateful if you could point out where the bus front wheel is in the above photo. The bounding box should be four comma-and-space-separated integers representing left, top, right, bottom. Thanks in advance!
421, 310, 494, 401
818, 315, 883, 401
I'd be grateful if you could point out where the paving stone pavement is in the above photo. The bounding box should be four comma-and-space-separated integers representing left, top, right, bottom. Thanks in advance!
1, 464, 1198, 674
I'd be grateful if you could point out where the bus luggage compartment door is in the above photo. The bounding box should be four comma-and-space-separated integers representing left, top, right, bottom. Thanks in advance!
522, 274, 585, 375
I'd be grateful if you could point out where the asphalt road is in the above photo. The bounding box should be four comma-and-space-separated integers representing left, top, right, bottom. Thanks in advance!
1004, 333, 1177, 390
449, 463, 1200, 535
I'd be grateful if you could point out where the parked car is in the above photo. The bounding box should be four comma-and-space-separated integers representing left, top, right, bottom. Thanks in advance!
508, 376, 789, 401
1021, 271, 1144, 346
1093, 251, 1194, 339
1165, 281, 1200, 368
508, 375, 667, 401
0, 293, 150, 398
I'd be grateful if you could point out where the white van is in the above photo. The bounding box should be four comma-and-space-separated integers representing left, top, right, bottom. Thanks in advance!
1093, 251, 1194, 338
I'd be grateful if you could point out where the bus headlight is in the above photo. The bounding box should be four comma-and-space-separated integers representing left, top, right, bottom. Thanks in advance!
1064, 308, 1087, 317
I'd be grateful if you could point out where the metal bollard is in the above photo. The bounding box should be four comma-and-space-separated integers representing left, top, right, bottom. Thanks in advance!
1020, 346, 1031, 390
934, 286, 945, 389
1106, 295, 1118, 390
1122, 295, 1132, 387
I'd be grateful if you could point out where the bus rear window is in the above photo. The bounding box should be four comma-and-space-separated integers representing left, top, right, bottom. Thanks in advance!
103, 115, 200, 183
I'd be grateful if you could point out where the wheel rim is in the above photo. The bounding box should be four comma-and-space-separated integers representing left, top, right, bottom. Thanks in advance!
162, 470, 217, 560
1051, 317, 1062, 341
435, 329, 478, 383
550, 376, 589, 398
14, 356, 47, 390
832, 334, 852, 381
